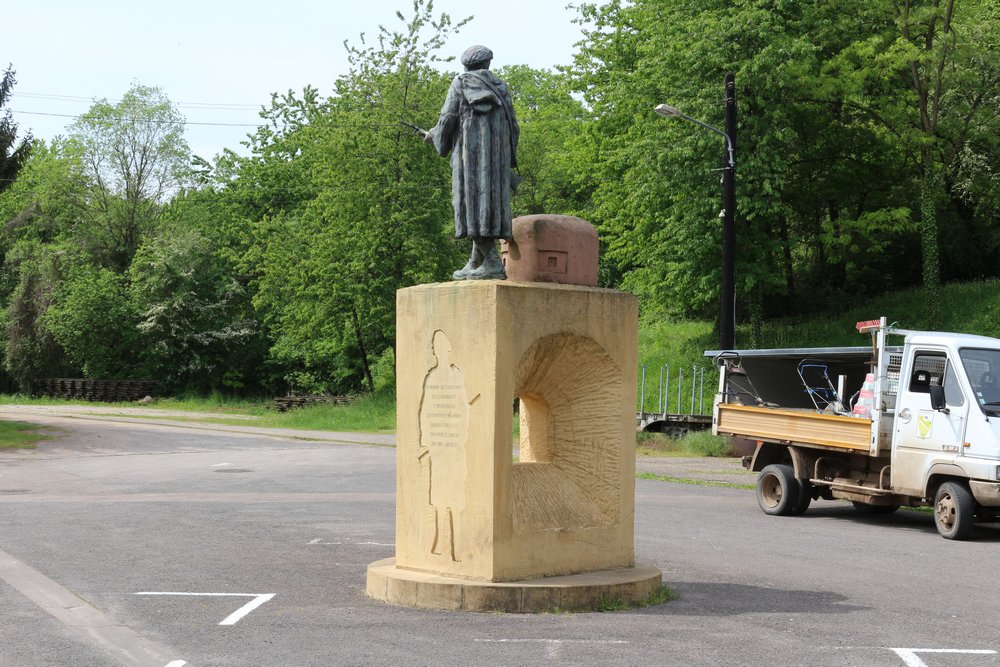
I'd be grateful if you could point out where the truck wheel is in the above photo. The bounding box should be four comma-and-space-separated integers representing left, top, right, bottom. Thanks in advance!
756, 464, 799, 516
791, 479, 812, 515
934, 481, 975, 540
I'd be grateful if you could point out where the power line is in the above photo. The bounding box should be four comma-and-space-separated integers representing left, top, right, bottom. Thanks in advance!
10, 110, 263, 128
14, 91, 262, 111
11, 108, 587, 130
0, 174, 583, 204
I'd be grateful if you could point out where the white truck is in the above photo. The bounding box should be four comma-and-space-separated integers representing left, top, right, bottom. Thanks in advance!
711, 317, 1000, 539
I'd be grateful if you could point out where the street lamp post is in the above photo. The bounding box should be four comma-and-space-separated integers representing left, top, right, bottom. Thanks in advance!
654, 73, 737, 350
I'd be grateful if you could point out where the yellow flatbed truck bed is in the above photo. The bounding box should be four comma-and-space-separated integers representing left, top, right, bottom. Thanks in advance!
715, 403, 872, 452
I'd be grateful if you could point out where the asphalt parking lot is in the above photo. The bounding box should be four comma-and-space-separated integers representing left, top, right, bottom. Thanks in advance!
1, 405, 999, 667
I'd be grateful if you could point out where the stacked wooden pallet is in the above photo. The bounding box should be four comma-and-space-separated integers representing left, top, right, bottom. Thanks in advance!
274, 395, 352, 412
33, 378, 158, 402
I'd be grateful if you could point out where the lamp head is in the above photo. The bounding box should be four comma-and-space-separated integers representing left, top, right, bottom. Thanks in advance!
654, 103, 681, 118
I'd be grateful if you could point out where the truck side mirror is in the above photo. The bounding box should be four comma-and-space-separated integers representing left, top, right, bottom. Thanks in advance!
929, 385, 948, 412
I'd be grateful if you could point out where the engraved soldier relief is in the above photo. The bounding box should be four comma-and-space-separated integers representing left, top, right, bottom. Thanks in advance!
417, 330, 473, 561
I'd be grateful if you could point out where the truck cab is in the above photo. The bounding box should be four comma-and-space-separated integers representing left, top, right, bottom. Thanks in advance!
891, 335, 1000, 524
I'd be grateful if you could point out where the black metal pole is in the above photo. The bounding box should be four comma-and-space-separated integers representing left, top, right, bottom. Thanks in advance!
721, 72, 737, 350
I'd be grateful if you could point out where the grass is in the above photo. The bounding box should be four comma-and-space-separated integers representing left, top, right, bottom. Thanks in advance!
636, 430, 732, 457
140, 392, 269, 414
0, 420, 52, 450
637, 319, 717, 414
595, 585, 680, 612
0, 394, 142, 409
546, 585, 680, 614
637, 471, 755, 490
0, 391, 397, 433
0, 392, 271, 416
251, 392, 395, 432
744, 278, 1000, 348
637, 278, 1000, 414
131, 392, 397, 433
3, 277, 996, 441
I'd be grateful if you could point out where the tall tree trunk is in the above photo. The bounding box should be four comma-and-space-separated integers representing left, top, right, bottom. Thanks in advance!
351, 304, 375, 393
777, 215, 796, 306
919, 152, 942, 325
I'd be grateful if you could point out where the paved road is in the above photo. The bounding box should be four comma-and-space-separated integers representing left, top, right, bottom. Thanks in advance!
1, 405, 999, 667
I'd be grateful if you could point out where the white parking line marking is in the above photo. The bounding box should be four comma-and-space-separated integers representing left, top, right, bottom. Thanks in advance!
210, 463, 231, 467
475, 639, 629, 644
135, 592, 276, 626
890, 648, 998, 667
307, 538, 393, 546
475, 638, 628, 659
165, 661, 187, 667
218, 594, 275, 626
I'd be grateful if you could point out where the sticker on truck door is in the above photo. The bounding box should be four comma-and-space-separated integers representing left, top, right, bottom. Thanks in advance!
917, 411, 934, 439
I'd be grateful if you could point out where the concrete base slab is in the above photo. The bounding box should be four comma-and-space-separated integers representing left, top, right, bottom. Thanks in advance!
366, 558, 663, 613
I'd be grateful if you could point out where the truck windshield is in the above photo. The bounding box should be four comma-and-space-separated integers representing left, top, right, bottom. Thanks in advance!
960, 348, 1000, 415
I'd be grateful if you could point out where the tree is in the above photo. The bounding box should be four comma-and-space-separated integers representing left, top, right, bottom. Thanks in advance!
129, 190, 265, 393
44, 265, 140, 378
500, 65, 593, 220
0, 83, 194, 388
241, 0, 468, 393
0, 141, 90, 389
566, 0, 998, 331
69, 84, 190, 269
0, 248, 74, 390
821, 0, 1000, 323
0, 65, 33, 195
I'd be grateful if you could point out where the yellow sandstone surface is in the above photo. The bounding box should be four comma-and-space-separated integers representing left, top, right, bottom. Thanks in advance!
392, 280, 638, 582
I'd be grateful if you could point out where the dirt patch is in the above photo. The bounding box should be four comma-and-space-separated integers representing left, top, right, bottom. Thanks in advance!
636, 456, 753, 486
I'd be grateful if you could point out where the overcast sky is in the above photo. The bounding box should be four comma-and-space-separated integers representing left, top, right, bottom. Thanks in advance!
7, 1, 587, 158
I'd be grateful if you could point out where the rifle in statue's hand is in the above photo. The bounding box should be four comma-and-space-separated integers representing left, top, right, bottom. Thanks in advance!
399, 120, 430, 140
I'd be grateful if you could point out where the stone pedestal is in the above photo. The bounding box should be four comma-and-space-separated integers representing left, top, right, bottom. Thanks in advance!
367, 280, 661, 610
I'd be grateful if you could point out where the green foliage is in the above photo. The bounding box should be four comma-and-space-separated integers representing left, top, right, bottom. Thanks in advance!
637, 318, 717, 413
1, 65, 33, 195
638, 585, 681, 607
142, 390, 397, 432
637, 279, 1000, 389
636, 430, 732, 458
637, 471, 756, 490
750, 278, 1000, 348
129, 193, 264, 392
566, 0, 999, 323
69, 83, 190, 270
2, 2, 998, 401
547, 584, 678, 614
239, 1, 468, 394
1, 249, 72, 389
681, 431, 732, 457
500, 65, 593, 219
254, 391, 396, 432
0, 85, 196, 388
44, 265, 140, 378
369, 347, 396, 393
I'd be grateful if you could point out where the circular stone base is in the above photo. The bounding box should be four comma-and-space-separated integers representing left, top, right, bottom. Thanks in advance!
366, 558, 663, 613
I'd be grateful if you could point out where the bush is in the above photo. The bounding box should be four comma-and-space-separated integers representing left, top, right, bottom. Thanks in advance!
636, 430, 732, 457
679, 431, 732, 457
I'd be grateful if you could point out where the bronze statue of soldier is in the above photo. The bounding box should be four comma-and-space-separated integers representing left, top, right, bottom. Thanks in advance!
424, 45, 520, 280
